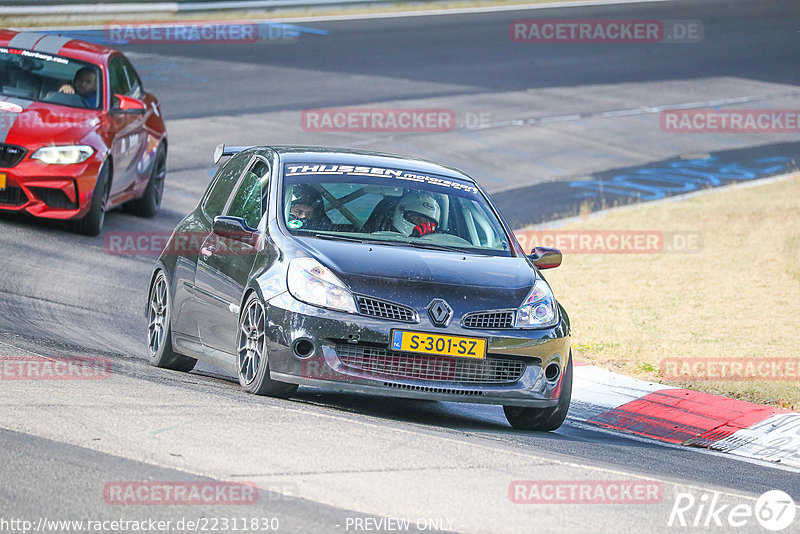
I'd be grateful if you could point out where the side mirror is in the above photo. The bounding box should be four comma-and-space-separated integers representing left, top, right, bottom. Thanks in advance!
528, 246, 562, 269
112, 94, 146, 114
212, 216, 258, 242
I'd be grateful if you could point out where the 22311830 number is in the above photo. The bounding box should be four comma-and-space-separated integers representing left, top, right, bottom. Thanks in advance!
391, 330, 487, 359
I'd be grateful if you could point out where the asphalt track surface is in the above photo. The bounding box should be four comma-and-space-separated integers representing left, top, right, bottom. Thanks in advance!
1, 1, 800, 532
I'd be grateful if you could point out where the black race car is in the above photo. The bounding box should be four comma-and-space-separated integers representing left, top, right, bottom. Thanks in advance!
147, 145, 572, 431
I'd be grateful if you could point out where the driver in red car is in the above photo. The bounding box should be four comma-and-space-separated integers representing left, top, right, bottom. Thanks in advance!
56, 67, 98, 108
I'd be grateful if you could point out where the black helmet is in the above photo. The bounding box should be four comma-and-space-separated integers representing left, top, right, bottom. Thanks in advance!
291, 184, 323, 211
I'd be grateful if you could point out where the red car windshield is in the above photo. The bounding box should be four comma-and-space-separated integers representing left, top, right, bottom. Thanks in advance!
0, 46, 102, 110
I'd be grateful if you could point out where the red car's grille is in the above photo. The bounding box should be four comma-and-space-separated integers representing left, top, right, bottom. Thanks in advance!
0, 144, 27, 168
0, 186, 28, 206
335, 344, 527, 384
28, 187, 77, 209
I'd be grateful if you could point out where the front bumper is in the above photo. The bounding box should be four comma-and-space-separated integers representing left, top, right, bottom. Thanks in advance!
265, 292, 571, 407
0, 155, 101, 220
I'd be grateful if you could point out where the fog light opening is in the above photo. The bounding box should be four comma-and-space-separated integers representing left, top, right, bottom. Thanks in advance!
292, 339, 315, 358
544, 362, 561, 382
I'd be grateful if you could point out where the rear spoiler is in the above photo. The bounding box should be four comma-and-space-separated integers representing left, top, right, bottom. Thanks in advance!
213, 144, 255, 165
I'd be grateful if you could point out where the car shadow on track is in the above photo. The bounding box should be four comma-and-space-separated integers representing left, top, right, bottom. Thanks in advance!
0, 210, 73, 234
185, 368, 697, 460
295, 389, 506, 428
290, 387, 588, 441
0, 205, 184, 238
189, 366, 527, 433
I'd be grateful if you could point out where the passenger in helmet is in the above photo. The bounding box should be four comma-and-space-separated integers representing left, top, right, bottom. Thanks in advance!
288, 184, 333, 231
392, 192, 441, 237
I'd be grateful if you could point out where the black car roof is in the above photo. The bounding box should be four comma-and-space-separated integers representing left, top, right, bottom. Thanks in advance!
264, 146, 476, 184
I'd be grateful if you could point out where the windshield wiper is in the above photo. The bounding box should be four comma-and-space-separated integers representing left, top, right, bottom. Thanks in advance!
313, 234, 387, 245
403, 241, 465, 253
312, 233, 464, 252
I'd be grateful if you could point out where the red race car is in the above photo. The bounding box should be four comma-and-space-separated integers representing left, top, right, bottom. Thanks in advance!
0, 30, 167, 235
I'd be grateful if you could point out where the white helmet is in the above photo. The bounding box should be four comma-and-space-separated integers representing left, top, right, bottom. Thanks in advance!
392, 192, 441, 236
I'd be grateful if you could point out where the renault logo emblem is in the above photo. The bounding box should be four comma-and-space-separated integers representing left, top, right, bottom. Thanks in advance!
427, 299, 453, 327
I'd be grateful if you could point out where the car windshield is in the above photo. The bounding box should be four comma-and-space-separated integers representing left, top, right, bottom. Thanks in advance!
281, 162, 513, 257
0, 46, 102, 109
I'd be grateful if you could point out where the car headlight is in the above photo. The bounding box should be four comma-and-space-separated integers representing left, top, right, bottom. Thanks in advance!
287, 257, 358, 314
515, 279, 558, 328
31, 145, 94, 165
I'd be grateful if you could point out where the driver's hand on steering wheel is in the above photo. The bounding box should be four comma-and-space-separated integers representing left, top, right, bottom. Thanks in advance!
58, 84, 75, 94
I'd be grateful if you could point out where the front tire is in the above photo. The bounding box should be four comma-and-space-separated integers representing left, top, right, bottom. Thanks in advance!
147, 270, 197, 372
126, 144, 166, 217
503, 353, 573, 431
75, 162, 110, 236
237, 294, 298, 398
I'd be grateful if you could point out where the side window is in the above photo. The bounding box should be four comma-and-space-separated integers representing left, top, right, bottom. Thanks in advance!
120, 59, 143, 99
203, 154, 250, 219
226, 159, 270, 229
108, 57, 130, 107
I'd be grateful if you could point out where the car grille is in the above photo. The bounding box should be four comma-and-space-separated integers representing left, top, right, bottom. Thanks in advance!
0, 144, 27, 168
382, 382, 485, 396
356, 296, 417, 323
0, 186, 28, 206
28, 187, 77, 209
462, 310, 515, 329
335, 344, 527, 384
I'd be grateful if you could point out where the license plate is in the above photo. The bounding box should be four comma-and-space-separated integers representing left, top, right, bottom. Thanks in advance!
391, 330, 486, 359
0, 173, 5, 191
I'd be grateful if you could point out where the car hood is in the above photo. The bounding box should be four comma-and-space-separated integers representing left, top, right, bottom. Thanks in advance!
1, 101, 101, 146
294, 236, 537, 312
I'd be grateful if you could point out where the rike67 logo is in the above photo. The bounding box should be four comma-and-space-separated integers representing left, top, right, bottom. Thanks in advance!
668, 490, 796, 531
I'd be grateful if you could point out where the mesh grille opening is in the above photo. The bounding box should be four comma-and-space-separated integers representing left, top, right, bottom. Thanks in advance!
356, 296, 417, 323
462, 310, 515, 329
0, 186, 28, 206
382, 382, 485, 396
335, 343, 526, 384
28, 187, 77, 209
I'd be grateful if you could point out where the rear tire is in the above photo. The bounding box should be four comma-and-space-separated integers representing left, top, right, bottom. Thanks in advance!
503, 353, 573, 431
147, 270, 197, 372
126, 144, 166, 217
237, 294, 298, 398
74, 162, 110, 236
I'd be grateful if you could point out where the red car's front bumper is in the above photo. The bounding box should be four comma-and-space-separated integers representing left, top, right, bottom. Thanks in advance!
0, 154, 102, 221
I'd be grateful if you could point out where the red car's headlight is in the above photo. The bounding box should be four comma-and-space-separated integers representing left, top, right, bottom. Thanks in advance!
31, 145, 95, 165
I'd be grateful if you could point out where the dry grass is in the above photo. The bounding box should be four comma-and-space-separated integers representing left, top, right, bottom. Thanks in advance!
539, 174, 800, 410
